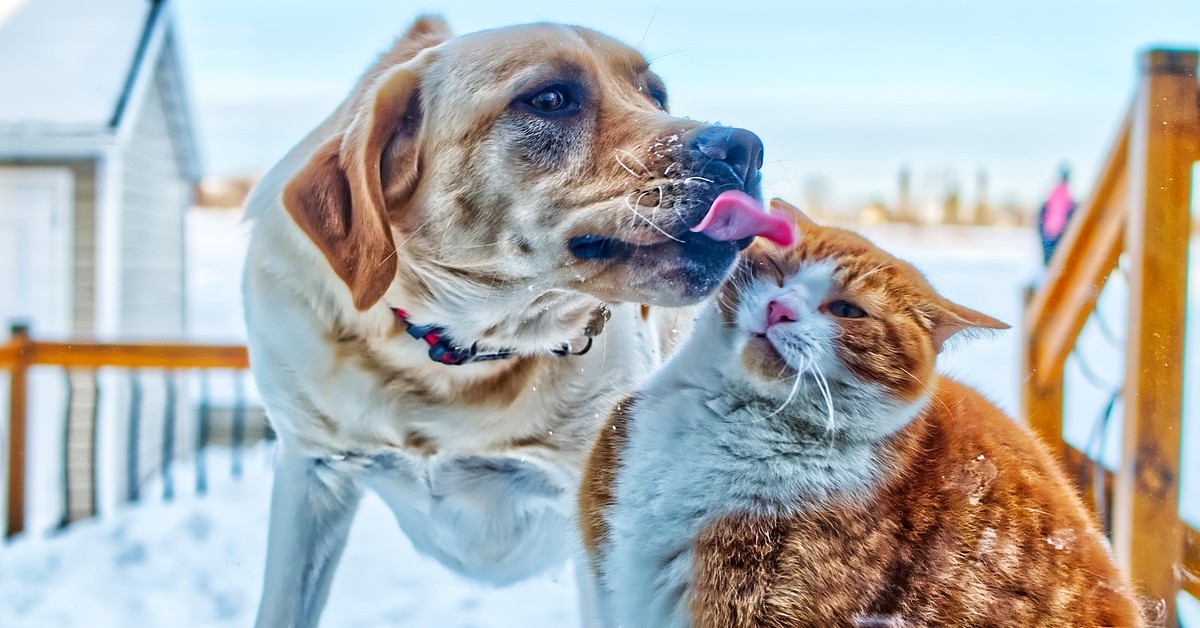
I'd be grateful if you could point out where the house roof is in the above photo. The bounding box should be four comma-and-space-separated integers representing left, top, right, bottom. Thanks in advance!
0, 0, 199, 178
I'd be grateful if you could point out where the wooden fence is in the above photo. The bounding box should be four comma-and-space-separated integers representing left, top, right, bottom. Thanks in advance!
1, 323, 266, 538
1022, 48, 1200, 625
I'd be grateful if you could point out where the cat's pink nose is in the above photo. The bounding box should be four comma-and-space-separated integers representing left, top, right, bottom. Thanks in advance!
767, 300, 797, 327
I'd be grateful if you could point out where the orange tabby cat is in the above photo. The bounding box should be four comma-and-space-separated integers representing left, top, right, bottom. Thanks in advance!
579, 199, 1143, 627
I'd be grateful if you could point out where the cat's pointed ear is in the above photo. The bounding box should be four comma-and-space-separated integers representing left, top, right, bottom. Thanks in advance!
769, 198, 817, 229
930, 300, 1010, 354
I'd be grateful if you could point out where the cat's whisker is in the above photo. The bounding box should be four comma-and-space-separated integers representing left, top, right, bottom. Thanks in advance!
811, 361, 837, 433
896, 365, 953, 418
772, 355, 793, 381
847, 263, 894, 290
715, 290, 740, 314
765, 353, 807, 418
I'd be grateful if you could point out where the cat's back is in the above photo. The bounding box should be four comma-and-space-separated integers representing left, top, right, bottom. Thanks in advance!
686, 376, 1146, 627
580, 374, 1145, 627
895, 376, 1144, 625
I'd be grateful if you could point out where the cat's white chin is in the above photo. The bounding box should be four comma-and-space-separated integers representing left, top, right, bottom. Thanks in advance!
740, 328, 826, 382
748, 333, 785, 361
736, 335, 811, 404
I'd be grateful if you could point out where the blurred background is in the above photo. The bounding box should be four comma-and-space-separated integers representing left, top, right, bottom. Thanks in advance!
0, 0, 1198, 626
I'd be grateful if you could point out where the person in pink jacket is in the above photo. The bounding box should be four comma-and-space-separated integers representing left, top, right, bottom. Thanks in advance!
1038, 166, 1077, 265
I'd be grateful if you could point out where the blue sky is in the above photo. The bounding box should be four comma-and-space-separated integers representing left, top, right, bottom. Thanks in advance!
173, 0, 1200, 211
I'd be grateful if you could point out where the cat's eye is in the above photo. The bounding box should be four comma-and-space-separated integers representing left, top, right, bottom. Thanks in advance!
828, 300, 867, 319
766, 257, 787, 286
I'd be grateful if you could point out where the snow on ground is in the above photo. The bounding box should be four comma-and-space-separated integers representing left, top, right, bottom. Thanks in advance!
0, 445, 582, 627
0, 211, 1195, 626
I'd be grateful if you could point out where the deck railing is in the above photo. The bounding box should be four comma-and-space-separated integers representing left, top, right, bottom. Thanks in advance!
1, 323, 265, 539
1021, 48, 1200, 624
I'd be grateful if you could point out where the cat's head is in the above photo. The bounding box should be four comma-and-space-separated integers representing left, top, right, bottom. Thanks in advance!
714, 198, 1008, 421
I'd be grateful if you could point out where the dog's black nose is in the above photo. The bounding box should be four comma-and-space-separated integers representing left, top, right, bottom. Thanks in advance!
691, 126, 764, 186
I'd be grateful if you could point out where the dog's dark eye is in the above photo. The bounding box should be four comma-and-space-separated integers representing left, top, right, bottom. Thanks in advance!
523, 85, 578, 116
530, 88, 565, 111
648, 88, 667, 111
828, 300, 867, 319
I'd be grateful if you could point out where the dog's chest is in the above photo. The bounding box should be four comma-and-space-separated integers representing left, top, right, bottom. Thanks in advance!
348, 307, 662, 584
255, 299, 665, 581
360, 446, 577, 585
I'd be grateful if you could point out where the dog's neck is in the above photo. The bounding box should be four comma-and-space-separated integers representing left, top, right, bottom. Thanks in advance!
385, 254, 604, 356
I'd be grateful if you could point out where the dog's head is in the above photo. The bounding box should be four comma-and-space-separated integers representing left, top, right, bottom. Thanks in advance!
285, 17, 767, 318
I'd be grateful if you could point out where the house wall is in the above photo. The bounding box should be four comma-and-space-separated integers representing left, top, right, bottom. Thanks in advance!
117, 50, 189, 338
0, 159, 96, 335
95, 40, 199, 523
3, 41, 196, 531
2, 10, 204, 532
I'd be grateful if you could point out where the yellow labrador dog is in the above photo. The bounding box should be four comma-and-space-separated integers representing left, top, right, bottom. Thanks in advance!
242, 15, 788, 627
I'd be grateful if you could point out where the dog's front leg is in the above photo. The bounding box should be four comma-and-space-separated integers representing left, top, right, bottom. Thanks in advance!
255, 442, 362, 628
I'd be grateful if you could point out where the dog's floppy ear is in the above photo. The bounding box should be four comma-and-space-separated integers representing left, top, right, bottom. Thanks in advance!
282, 69, 419, 310
390, 15, 452, 60
283, 17, 449, 311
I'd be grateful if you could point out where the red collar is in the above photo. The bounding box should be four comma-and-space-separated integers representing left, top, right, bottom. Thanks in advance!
390, 306, 608, 366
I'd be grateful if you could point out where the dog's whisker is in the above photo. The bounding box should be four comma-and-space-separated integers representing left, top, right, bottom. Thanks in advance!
635, 190, 660, 223
456, 240, 508, 251
623, 191, 682, 242
396, 213, 441, 246
374, 246, 400, 270
651, 186, 664, 222
614, 148, 653, 178
615, 154, 642, 179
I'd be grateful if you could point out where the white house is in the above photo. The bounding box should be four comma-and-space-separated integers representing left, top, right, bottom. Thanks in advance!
0, 0, 201, 533
0, 0, 198, 339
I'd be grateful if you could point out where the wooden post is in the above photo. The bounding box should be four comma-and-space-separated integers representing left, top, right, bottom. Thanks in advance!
1020, 109, 1130, 465
6, 323, 32, 538
1021, 291, 1066, 460
1112, 48, 1199, 625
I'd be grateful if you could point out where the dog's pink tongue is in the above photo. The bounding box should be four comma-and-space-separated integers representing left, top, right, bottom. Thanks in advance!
690, 191, 795, 247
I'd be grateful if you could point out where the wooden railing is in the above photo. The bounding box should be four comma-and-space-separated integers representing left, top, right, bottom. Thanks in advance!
1021, 48, 1200, 625
1, 323, 256, 539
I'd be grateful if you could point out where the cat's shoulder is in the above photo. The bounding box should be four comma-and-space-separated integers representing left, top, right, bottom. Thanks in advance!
928, 376, 1055, 455
920, 374, 1093, 523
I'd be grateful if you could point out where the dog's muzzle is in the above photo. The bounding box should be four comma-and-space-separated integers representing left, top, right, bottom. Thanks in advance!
569, 125, 768, 262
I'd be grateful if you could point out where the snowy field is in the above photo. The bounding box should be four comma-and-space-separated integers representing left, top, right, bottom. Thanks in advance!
1, 210, 1198, 626
0, 445, 583, 627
